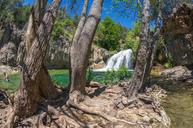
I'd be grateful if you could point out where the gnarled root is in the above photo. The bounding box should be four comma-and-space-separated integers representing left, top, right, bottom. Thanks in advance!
4, 108, 16, 128
67, 91, 144, 126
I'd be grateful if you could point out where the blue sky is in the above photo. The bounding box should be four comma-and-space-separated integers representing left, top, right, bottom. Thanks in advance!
24, 0, 138, 28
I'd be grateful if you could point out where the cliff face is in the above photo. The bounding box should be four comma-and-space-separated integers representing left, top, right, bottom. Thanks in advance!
0, 24, 23, 66
163, 3, 193, 67
45, 37, 70, 69
0, 24, 109, 69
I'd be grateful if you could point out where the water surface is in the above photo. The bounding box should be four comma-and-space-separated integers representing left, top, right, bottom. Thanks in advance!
159, 80, 193, 128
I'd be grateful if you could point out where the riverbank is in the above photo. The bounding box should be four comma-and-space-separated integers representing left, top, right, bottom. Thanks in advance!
0, 65, 171, 127
7, 65, 193, 127
150, 66, 193, 128
0, 81, 170, 128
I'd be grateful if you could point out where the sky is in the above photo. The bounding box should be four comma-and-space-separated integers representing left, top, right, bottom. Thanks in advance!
24, 0, 138, 28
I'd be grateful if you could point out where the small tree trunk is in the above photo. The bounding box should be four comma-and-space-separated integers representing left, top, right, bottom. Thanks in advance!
126, 0, 150, 97
14, 0, 61, 118
69, 0, 88, 86
141, 0, 162, 89
70, 0, 103, 93
149, 1, 162, 70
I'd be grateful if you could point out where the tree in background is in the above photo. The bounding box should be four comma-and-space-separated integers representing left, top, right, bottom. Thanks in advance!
124, 22, 141, 57
0, 0, 22, 23
95, 17, 128, 51
0, 0, 30, 50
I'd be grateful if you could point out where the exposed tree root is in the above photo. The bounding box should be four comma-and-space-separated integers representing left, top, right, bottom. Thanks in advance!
0, 84, 170, 128
67, 91, 146, 126
4, 109, 16, 128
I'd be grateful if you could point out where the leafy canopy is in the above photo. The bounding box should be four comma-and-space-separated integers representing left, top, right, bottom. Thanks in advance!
95, 17, 127, 51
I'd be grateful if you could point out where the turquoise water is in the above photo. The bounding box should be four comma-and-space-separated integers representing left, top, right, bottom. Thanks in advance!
0, 70, 69, 91
160, 81, 193, 128
0, 73, 20, 91
49, 69, 69, 87
0, 69, 133, 91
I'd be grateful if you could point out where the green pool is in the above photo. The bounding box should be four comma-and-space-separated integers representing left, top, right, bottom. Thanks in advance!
0, 70, 69, 91
0, 68, 133, 92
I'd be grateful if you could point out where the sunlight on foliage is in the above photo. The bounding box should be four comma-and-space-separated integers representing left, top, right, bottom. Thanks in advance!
88, 66, 133, 85
95, 17, 128, 51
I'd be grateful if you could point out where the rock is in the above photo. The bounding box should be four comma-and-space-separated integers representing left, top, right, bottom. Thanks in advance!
0, 42, 17, 66
0, 23, 109, 69
161, 66, 193, 81
45, 37, 70, 69
90, 46, 109, 69
45, 39, 110, 69
0, 24, 22, 66
163, 4, 193, 66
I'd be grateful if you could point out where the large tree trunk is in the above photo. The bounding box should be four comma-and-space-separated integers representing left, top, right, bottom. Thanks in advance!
18, 0, 57, 98
70, 0, 103, 93
14, 0, 61, 118
17, 1, 54, 95
126, 0, 151, 97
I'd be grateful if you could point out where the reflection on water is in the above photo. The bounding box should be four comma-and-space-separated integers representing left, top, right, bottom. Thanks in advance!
159, 80, 193, 128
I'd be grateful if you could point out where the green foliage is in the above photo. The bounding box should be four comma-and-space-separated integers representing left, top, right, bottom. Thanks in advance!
89, 66, 133, 85
164, 54, 173, 68
95, 17, 128, 51
0, 0, 24, 23
14, 6, 31, 27
51, 15, 75, 41
124, 22, 140, 57
86, 68, 94, 83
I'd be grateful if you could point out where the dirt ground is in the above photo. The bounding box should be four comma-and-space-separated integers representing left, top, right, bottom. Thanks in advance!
0, 81, 170, 128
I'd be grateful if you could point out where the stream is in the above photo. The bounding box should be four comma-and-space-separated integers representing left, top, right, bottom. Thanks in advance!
158, 79, 193, 128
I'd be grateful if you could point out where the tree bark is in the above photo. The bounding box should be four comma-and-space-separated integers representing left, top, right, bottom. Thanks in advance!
70, 0, 103, 93
14, 0, 61, 118
69, 0, 88, 86
17, 1, 56, 105
126, 0, 150, 97
146, 2, 162, 79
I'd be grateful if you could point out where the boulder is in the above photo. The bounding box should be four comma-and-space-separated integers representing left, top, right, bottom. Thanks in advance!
161, 66, 193, 81
90, 46, 109, 69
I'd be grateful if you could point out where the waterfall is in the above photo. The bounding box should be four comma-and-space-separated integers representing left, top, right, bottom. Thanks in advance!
93, 49, 133, 72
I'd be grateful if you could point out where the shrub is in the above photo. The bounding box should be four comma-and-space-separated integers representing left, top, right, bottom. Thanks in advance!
88, 66, 133, 85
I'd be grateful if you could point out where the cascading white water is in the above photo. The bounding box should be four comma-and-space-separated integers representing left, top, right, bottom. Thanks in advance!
93, 49, 133, 72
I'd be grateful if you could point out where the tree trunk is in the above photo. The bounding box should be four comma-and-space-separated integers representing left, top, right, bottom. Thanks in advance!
145, 3, 162, 84
17, 1, 53, 94
14, 0, 61, 118
126, 0, 150, 98
70, 0, 103, 93
17, 0, 57, 99
69, 0, 88, 86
